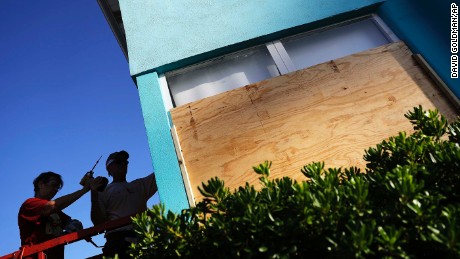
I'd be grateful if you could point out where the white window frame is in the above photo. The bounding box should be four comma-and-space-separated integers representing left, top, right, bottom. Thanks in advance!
164, 14, 398, 108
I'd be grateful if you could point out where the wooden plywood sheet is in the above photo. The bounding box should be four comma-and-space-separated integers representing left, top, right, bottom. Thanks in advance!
170, 42, 458, 202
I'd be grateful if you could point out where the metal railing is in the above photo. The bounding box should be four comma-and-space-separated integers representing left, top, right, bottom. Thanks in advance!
0, 215, 134, 259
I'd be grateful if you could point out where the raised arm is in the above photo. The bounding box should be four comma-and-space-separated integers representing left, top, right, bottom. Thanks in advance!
41, 184, 90, 217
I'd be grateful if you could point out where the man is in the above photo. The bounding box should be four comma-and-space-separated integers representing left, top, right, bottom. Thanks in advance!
91, 150, 157, 259
18, 171, 102, 259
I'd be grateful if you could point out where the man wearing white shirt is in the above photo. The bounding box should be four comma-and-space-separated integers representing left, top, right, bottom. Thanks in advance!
91, 150, 157, 259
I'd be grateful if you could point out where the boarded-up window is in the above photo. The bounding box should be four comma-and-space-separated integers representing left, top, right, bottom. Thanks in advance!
170, 42, 458, 203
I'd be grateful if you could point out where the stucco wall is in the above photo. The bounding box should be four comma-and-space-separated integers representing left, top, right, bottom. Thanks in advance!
119, 0, 382, 76
137, 72, 190, 211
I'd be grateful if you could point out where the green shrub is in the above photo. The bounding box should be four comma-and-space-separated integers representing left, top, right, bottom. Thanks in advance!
130, 106, 460, 258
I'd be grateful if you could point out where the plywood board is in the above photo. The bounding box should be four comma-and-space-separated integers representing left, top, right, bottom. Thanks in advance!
170, 42, 458, 202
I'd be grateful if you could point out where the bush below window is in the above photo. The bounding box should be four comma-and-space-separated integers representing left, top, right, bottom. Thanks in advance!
129, 106, 460, 258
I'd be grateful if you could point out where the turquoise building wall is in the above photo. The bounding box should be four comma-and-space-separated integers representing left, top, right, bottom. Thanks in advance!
118, 0, 458, 212
136, 72, 189, 211
378, 0, 459, 97
119, 0, 383, 76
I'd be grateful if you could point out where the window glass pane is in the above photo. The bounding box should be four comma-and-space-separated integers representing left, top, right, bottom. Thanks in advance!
167, 46, 279, 106
281, 19, 390, 70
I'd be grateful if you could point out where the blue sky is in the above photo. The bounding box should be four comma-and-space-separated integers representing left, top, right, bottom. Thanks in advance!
0, 1, 159, 258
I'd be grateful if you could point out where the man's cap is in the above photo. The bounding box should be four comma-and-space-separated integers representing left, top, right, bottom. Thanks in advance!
106, 150, 129, 167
